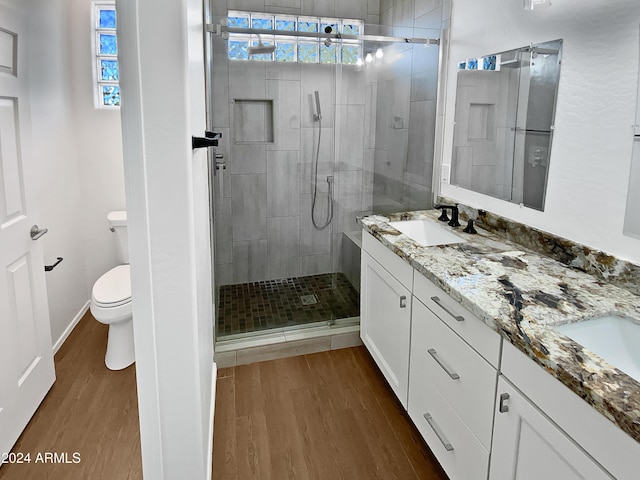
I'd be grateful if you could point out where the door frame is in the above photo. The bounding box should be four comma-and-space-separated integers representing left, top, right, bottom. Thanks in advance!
116, 0, 215, 478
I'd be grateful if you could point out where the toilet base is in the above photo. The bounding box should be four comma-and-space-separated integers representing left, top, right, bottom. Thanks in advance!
105, 319, 135, 370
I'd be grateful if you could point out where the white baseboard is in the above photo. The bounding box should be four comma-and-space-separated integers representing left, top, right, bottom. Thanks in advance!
206, 362, 217, 480
53, 300, 90, 354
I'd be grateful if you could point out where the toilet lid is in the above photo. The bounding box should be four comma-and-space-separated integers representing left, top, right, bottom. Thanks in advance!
92, 265, 131, 307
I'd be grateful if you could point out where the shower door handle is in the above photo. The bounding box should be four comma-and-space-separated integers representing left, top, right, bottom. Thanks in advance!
192, 131, 221, 149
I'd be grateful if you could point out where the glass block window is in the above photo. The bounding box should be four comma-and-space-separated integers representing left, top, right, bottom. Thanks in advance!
342, 23, 361, 36
228, 13, 250, 28
298, 43, 318, 63
227, 11, 363, 66
228, 38, 250, 60
275, 18, 296, 32
252, 16, 273, 30
93, 2, 119, 107
298, 18, 319, 33
275, 40, 296, 62
320, 43, 337, 64
341, 45, 360, 64
321, 20, 339, 34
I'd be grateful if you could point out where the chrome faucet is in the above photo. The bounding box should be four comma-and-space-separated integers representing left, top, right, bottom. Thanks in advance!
435, 204, 460, 227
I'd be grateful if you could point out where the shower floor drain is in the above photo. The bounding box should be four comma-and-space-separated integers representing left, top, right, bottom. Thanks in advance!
300, 294, 318, 306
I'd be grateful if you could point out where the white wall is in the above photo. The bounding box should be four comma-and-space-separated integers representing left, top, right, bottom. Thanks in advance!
441, 0, 640, 264
67, 0, 126, 291
27, 0, 92, 347
1, 0, 126, 346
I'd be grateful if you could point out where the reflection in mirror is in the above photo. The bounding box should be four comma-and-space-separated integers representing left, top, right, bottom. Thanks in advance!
624, 138, 640, 238
623, 31, 640, 239
450, 39, 562, 210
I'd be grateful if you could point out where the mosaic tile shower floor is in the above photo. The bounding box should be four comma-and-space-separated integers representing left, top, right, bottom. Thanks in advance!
217, 273, 360, 337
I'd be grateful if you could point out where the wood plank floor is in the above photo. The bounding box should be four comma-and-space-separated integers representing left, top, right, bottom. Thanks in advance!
0, 311, 142, 480
212, 346, 448, 480
1, 312, 448, 480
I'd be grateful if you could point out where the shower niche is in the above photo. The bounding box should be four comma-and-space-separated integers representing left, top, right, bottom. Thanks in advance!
233, 99, 274, 143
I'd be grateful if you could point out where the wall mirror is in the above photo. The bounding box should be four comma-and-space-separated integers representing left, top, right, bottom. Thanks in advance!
450, 39, 563, 211
623, 31, 640, 240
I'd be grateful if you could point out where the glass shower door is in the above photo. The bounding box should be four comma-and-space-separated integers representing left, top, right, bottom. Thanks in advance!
209, 17, 361, 339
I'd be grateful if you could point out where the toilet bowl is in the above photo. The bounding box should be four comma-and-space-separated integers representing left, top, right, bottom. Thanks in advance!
90, 211, 134, 370
90, 264, 134, 370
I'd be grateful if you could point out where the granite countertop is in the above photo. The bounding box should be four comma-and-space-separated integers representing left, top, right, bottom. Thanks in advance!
360, 210, 640, 443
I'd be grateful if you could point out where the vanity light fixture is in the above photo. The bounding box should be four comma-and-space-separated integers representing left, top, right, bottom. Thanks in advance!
375, 48, 384, 59
365, 52, 373, 63
524, 0, 551, 9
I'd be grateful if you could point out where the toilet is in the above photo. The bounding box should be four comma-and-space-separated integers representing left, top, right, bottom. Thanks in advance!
90, 211, 134, 370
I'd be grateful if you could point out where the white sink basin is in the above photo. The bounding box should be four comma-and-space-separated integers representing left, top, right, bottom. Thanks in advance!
555, 315, 640, 382
389, 219, 467, 247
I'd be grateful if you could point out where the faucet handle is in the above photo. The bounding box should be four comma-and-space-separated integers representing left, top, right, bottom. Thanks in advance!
463, 218, 477, 234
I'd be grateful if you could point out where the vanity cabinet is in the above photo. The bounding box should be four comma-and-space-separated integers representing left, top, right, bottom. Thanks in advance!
361, 228, 640, 480
408, 296, 497, 480
497, 341, 640, 480
361, 231, 413, 407
490, 376, 612, 480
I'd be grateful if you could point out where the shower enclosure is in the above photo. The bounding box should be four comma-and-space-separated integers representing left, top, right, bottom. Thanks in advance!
207, 6, 445, 340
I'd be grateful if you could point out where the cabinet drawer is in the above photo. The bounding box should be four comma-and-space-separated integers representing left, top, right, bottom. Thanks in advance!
413, 271, 501, 368
411, 298, 497, 450
408, 370, 490, 480
362, 230, 413, 289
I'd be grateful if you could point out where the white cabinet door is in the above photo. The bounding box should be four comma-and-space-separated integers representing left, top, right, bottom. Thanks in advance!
361, 251, 411, 407
0, 5, 56, 457
490, 377, 613, 480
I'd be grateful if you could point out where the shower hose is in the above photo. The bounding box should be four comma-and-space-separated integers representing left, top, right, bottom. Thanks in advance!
311, 117, 334, 230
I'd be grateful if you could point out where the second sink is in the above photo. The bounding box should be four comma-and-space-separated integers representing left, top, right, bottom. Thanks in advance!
555, 315, 640, 382
389, 219, 467, 247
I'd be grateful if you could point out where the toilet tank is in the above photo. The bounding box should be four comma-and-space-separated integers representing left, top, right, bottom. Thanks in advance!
107, 211, 129, 264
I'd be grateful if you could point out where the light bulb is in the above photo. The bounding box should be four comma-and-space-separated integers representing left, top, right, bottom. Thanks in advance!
375, 48, 384, 58
356, 58, 363, 66
365, 53, 373, 63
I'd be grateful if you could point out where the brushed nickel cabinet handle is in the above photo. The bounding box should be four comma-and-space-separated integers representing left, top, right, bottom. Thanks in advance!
428, 348, 460, 380
424, 413, 454, 451
430, 296, 465, 322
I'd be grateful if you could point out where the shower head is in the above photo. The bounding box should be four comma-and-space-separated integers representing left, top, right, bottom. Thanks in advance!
248, 38, 276, 56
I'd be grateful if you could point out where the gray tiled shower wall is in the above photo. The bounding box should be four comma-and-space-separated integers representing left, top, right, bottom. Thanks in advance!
211, 0, 449, 285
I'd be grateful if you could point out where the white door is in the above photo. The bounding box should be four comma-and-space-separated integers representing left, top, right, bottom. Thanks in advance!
489, 376, 613, 480
0, 4, 56, 457
360, 251, 411, 407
